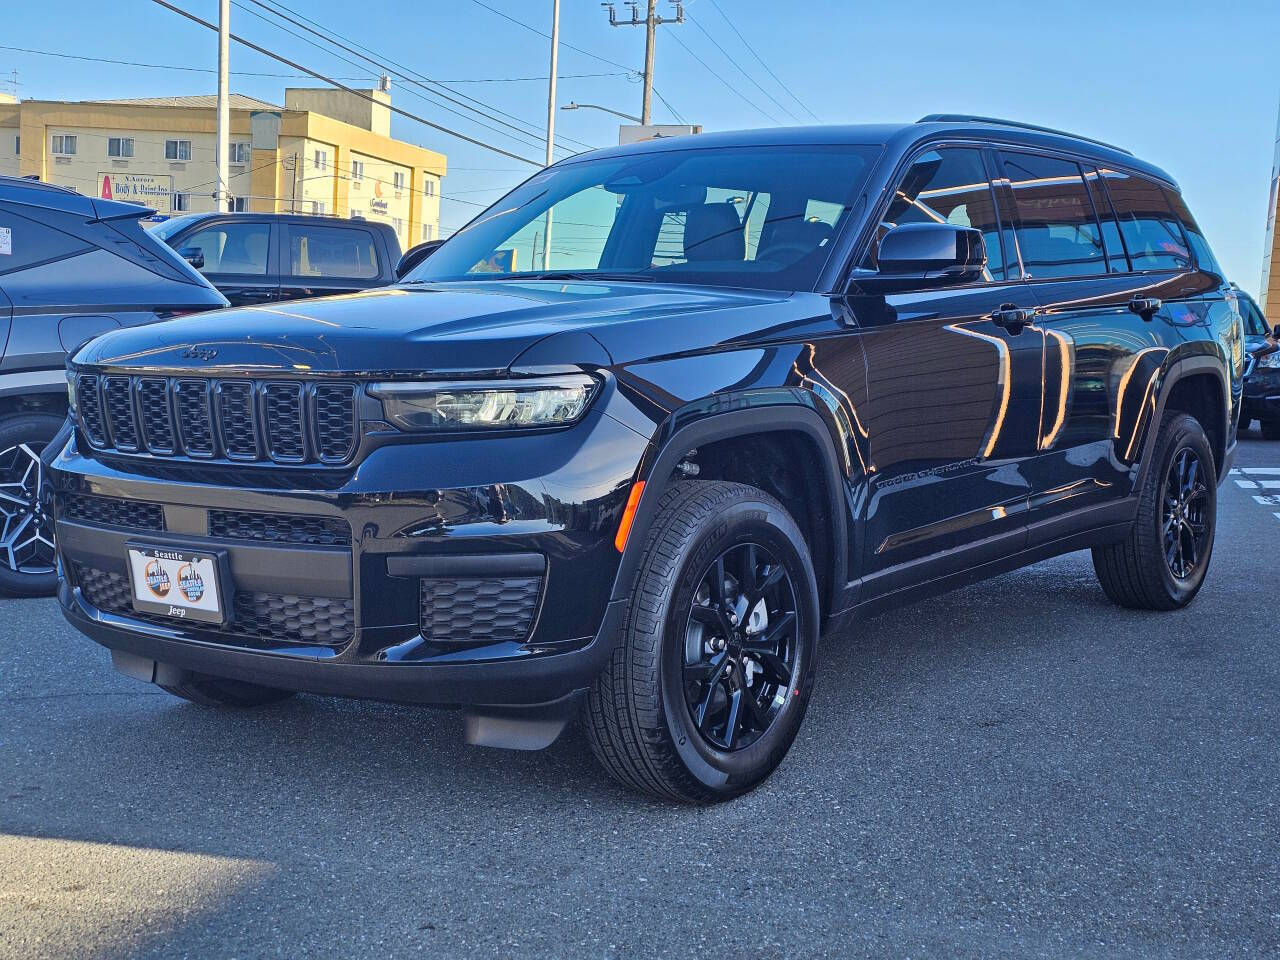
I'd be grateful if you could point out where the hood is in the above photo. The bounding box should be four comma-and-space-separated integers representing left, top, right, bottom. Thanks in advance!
74, 280, 800, 376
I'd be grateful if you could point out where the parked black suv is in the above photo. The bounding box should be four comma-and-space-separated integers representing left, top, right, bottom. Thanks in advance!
1237, 288, 1280, 438
149, 212, 402, 306
52, 118, 1243, 802
0, 176, 226, 597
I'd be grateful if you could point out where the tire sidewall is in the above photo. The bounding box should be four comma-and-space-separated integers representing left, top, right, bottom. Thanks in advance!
1152, 417, 1217, 604
653, 497, 819, 797
0, 412, 66, 597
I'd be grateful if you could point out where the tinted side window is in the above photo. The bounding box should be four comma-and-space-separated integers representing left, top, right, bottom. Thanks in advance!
870, 147, 1006, 281
1099, 170, 1191, 272
1082, 166, 1130, 273
289, 225, 379, 280
1240, 295, 1269, 336
1001, 153, 1107, 279
1162, 187, 1221, 275
182, 221, 271, 276
0, 209, 93, 276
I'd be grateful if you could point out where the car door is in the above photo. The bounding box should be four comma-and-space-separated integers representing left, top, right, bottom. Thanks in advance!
832, 146, 1045, 593
177, 217, 279, 307
1004, 154, 1194, 534
278, 221, 383, 301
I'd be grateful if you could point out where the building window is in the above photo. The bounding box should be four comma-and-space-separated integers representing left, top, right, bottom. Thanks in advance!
232, 196, 248, 212
423, 179, 435, 197
310, 200, 325, 215
230, 142, 251, 164
313, 149, 327, 170
165, 139, 192, 161
392, 217, 404, 235
422, 223, 433, 242
393, 171, 405, 192
171, 193, 191, 212
15, 135, 20, 155
350, 159, 364, 182
107, 137, 134, 158
51, 135, 77, 156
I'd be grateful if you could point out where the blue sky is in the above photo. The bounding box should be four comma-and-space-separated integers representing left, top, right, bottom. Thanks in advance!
4, 0, 1278, 295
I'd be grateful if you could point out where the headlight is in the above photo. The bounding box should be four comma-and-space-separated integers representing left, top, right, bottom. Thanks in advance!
66, 368, 78, 415
370, 375, 598, 432
1259, 350, 1280, 369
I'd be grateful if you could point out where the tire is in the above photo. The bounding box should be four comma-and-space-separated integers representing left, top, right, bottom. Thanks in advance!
584, 481, 820, 803
160, 672, 297, 707
0, 412, 66, 598
1261, 420, 1280, 441
1092, 412, 1217, 610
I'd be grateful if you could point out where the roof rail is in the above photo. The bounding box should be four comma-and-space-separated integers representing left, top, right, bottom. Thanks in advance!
916, 114, 1134, 157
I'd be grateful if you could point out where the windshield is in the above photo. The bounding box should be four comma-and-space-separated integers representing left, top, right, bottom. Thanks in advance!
146, 214, 204, 243
407, 143, 881, 291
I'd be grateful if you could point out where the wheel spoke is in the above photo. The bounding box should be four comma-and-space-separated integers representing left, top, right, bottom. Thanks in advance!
742, 611, 796, 653
723, 688, 742, 749
689, 604, 721, 626
739, 685, 770, 731
752, 650, 793, 686
685, 652, 725, 683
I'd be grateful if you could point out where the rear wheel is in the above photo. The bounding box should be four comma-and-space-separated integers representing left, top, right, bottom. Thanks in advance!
1092, 412, 1216, 610
0, 412, 65, 598
1261, 420, 1280, 441
160, 672, 297, 707
584, 481, 820, 803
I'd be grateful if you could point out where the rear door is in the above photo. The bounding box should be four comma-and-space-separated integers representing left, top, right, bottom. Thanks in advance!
1002, 151, 1193, 532
177, 217, 279, 307
844, 146, 1045, 593
278, 221, 384, 301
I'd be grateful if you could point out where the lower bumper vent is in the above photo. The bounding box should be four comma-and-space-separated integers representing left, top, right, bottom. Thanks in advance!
75, 564, 354, 647
419, 577, 541, 644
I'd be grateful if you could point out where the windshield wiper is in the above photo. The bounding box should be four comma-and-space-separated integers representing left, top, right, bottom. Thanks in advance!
525, 271, 657, 283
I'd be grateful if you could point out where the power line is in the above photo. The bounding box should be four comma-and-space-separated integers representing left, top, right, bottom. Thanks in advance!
666, 30, 782, 125
146, 0, 543, 166
684, 12, 803, 124
704, 0, 820, 123
0, 44, 369, 80
239, 0, 597, 154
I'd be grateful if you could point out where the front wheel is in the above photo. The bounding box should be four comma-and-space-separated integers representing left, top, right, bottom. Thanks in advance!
584, 481, 820, 803
1092, 412, 1217, 610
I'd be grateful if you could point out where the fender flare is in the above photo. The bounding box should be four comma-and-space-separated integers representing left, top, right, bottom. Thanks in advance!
608, 401, 851, 616
1133, 352, 1231, 490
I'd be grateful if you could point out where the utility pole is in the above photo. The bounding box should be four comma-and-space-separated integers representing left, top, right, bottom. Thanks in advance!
215, 0, 230, 212
603, 1, 683, 126
542, 0, 560, 269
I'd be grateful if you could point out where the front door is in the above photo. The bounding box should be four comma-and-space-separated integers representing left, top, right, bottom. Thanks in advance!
179, 218, 279, 307
834, 146, 1045, 596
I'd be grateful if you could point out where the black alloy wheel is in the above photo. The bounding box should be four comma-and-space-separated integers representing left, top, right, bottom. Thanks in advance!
682, 542, 799, 752
1162, 447, 1209, 581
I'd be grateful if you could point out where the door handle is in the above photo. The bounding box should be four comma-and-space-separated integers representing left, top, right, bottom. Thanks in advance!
1129, 296, 1162, 321
990, 304, 1035, 333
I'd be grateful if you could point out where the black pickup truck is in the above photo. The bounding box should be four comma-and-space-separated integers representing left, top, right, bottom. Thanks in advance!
149, 213, 403, 306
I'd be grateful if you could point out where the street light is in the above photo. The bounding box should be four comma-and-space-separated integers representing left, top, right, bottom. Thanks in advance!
560, 101, 642, 124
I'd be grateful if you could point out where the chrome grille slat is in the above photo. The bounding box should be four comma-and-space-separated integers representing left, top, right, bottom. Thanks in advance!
76, 374, 358, 466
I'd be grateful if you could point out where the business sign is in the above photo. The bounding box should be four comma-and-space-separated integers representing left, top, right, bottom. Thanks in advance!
617, 124, 702, 145
99, 172, 174, 215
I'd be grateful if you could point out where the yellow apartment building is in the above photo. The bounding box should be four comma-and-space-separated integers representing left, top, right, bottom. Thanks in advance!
0, 87, 446, 251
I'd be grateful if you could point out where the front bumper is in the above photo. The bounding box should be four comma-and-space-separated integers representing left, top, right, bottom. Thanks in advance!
52, 402, 647, 714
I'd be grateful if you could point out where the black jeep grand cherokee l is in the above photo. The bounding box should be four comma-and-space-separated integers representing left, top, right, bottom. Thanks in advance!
52, 117, 1243, 802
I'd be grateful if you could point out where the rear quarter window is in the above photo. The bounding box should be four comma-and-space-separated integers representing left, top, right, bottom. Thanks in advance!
1098, 169, 1192, 272
0, 209, 93, 276
289, 224, 380, 280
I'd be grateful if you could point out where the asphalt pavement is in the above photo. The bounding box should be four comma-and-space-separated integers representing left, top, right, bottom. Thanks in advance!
2, 432, 1278, 959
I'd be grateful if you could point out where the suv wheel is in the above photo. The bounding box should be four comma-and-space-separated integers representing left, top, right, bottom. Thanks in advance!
1092, 412, 1217, 610
584, 481, 820, 803
0, 412, 65, 598
160, 672, 297, 707
1261, 420, 1280, 441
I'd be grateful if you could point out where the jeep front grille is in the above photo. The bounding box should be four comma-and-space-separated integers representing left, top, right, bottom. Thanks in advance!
75, 373, 359, 465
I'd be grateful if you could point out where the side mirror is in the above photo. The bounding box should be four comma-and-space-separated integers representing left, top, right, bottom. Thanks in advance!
1272, 323, 1280, 339
853, 222, 986, 293
178, 246, 205, 270
396, 239, 444, 280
